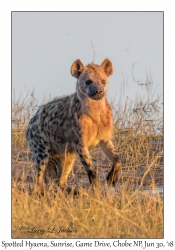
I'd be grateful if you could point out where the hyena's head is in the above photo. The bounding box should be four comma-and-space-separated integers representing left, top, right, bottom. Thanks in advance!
71, 58, 113, 101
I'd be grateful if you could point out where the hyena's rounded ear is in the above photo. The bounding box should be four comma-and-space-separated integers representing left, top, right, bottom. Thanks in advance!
71, 59, 85, 78
100, 58, 114, 77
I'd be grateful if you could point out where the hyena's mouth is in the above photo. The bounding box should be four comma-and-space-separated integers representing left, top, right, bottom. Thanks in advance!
89, 93, 104, 100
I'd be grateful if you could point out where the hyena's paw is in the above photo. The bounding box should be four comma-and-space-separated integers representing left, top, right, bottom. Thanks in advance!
88, 169, 98, 185
59, 184, 79, 195
106, 161, 121, 187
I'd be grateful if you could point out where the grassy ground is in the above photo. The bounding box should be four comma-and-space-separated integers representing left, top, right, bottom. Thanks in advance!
12, 91, 163, 238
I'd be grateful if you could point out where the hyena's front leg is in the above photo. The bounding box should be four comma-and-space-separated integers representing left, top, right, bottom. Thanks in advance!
77, 144, 97, 184
100, 140, 121, 187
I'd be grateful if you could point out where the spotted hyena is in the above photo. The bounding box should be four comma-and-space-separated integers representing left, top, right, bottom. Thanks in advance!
26, 58, 121, 192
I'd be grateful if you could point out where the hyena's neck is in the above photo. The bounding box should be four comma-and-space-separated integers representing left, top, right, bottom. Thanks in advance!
76, 92, 109, 123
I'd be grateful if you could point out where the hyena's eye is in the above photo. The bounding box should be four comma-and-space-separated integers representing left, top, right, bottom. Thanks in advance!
85, 80, 93, 85
102, 79, 106, 84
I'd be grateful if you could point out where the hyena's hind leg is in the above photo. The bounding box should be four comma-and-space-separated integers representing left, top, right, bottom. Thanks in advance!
29, 139, 51, 192
44, 156, 63, 184
45, 153, 78, 194
35, 155, 50, 190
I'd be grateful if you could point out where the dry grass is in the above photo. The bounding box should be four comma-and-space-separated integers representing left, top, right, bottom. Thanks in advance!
12, 89, 163, 239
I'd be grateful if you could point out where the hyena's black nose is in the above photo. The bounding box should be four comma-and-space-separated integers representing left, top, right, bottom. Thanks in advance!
94, 89, 103, 95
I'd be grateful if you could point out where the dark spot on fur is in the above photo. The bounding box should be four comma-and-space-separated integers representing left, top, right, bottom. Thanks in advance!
74, 97, 78, 103
75, 139, 79, 144
39, 144, 44, 150
39, 149, 43, 153
59, 113, 63, 119
48, 149, 51, 153
44, 154, 48, 158
30, 131, 33, 139
37, 159, 40, 164
60, 121, 64, 127
38, 154, 44, 159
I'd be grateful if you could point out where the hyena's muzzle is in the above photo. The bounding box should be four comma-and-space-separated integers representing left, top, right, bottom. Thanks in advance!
88, 84, 104, 100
